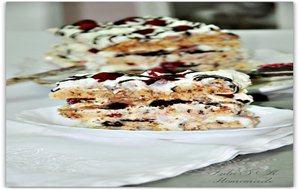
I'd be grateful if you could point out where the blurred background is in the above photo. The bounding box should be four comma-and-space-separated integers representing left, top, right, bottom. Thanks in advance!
6, 2, 293, 31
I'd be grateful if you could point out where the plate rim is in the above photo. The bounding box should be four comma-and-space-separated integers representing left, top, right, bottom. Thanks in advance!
15, 105, 293, 134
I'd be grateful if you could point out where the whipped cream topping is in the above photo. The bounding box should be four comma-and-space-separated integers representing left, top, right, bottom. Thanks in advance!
51, 70, 251, 95
49, 16, 230, 49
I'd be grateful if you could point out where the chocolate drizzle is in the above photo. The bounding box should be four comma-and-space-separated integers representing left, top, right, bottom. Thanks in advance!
143, 74, 184, 85
59, 75, 90, 82
193, 74, 233, 82
149, 99, 192, 107
101, 121, 123, 127
149, 99, 222, 108
115, 49, 222, 57
236, 99, 250, 104
120, 119, 155, 122
102, 103, 129, 110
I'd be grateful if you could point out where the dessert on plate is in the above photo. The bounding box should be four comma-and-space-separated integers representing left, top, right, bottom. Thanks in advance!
249, 62, 293, 82
46, 16, 251, 73
49, 69, 259, 131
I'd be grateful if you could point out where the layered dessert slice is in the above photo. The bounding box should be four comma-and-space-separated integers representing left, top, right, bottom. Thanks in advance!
46, 16, 251, 73
250, 63, 293, 82
49, 69, 259, 131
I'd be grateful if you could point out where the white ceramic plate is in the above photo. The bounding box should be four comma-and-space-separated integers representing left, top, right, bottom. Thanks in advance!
248, 79, 293, 94
16, 105, 293, 142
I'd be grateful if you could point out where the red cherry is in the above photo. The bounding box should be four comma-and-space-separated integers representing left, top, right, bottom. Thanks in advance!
145, 19, 167, 26
173, 25, 193, 32
114, 17, 140, 25
73, 19, 99, 30
160, 61, 185, 69
92, 72, 124, 82
134, 28, 155, 35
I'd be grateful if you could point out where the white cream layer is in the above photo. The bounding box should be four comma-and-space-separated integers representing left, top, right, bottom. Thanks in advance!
52, 70, 251, 94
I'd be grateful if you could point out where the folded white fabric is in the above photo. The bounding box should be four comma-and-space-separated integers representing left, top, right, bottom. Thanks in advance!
6, 120, 292, 187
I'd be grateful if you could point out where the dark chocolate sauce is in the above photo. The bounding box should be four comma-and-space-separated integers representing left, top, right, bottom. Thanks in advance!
205, 102, 220, 106
149, 99, 191, 107
101, 121, 123, 127
102, 103, 129, 110
218, 94, 234, 98
120, 119, 155, 122
57, 55, 68, 59
143, 74, 184, 85
193, 75, 233, 82
115, 48, 222, 58
88, 48, 100, 54
70, 32, 81, 39
184, 50, 223, 54
59, 75, 90, 82
236, 99, 251, 104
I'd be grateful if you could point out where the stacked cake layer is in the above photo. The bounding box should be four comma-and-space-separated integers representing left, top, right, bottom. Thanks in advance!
46, 16, 251, 73
50, 69, 259, 131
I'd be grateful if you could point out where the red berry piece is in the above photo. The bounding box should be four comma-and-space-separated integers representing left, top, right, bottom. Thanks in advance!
173, 25, 193, 32
179, 45, 197, 51
160, 61, 185, 70
114, 17, 140, 25
92, 72, 124, 82
259, 63, 293, 68
106, 113, 123, 117
73, 19, 99, 30
134, 28, 155, 35
147, 68, 168, 76
67, 98, 93, 104
145, 19, 167, 26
